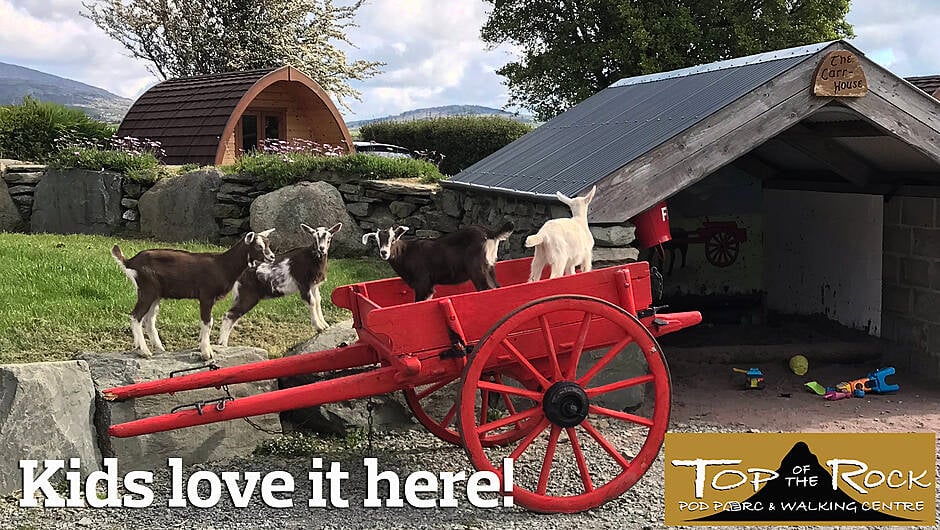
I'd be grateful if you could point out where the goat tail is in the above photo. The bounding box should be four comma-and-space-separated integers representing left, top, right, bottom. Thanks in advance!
525, 232, 545, 248
486, 221, 514, 241
111, 245, 127, 267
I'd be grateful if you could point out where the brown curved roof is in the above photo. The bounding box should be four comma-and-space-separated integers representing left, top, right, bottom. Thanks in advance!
117, 66, 352, 165
906, 75, 940, 98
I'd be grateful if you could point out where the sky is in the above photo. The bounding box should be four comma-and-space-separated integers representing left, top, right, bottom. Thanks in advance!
0, 1, 938, 121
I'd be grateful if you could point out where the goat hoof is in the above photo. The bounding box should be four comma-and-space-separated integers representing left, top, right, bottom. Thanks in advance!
137, 349, 153, 359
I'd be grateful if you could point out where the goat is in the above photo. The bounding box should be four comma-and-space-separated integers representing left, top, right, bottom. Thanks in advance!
111, 229, 276, 360
219, 223, 342, 346
526, 186, 596, 281
362, 222, 513, 302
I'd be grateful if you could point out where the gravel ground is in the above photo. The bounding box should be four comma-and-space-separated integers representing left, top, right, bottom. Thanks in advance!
2, 418, 936, 530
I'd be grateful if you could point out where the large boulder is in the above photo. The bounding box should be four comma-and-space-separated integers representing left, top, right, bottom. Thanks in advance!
0, 178, 22, 232
250, 181, 364, 257
278, 320, 415, 435
0, 360, 101, 495
78, 348, 279, 470
30, 169, 123, 235
139, 169, 222, 242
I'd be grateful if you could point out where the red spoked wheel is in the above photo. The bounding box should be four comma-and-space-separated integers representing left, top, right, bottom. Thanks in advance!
405, 372, 538, 447
704, 230, 739, 267
458, 295, 670, 513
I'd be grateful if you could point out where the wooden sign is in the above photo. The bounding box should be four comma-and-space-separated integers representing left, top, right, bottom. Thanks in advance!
813, 50, 867, 97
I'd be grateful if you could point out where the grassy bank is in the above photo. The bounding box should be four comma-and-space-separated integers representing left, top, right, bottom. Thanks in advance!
0, 233, 392, 364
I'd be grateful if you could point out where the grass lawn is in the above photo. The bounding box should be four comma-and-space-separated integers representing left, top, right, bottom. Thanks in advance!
0, 233, 393, 364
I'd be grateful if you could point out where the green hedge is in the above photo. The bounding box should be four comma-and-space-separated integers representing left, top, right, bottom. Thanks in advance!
225, 152, 445, 188
0, 97, 113, 162
359, 116, 533, 175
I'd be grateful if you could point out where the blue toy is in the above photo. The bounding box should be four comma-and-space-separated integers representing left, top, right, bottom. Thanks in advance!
867, 366, 900, 394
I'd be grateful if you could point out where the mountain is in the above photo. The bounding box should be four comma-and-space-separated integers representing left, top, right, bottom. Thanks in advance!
697, 442, 910, 523
345, 104, 534, 128
0, 61, 133, 123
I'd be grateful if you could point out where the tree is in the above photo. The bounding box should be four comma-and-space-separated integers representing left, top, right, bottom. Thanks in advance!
82, 0, 381, 108
481, 0, 854, 120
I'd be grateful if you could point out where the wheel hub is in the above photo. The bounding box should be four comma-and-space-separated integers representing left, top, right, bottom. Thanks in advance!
542, 381, 589, 427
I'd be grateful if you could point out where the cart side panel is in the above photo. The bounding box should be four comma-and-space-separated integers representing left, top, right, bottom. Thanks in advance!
332, 258, 538, 311
364, 262, 652, 357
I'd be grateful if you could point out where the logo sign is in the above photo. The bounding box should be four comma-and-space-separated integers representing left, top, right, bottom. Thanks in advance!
813, 50, 868, 97
665, 432, 935, 526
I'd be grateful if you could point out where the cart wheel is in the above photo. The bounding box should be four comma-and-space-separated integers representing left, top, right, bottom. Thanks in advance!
705, 230, 739, 267
458, 295, 670, 513
405, 372, 538, 447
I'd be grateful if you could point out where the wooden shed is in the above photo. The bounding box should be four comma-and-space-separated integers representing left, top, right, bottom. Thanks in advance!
448, 40, 940, 381
117, 66, 353, 165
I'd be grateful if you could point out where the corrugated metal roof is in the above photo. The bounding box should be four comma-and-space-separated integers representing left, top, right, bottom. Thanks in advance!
446, 42, 834, 198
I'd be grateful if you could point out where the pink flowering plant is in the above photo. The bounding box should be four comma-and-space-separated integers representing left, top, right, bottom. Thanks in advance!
50, 133, 167, 182
228, 141, 445, 188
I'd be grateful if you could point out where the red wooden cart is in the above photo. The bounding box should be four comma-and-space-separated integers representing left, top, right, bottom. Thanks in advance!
103, 257, 701, 513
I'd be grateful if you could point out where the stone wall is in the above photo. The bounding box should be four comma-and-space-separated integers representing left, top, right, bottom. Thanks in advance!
3, 165, 639, 265
0, 163, 43, 225
881, 196, 940, 380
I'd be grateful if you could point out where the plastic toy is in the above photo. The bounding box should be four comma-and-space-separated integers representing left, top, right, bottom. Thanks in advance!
824, 390, 852, 401
868, 367, 900, 394
804, 381, 826, 395
733, 367, 765, 390
820, 367, 899, 400
789, 354, 809, 375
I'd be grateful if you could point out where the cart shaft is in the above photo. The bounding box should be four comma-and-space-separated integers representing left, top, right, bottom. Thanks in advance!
109, 364, 404, 437
103, 342, 380, 401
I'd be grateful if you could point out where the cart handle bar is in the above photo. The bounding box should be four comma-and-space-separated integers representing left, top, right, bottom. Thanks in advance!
102, 342, 379, 401
109, 364, 404, 438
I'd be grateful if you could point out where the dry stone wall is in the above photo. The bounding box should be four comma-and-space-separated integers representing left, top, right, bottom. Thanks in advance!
2, 166, 638, 266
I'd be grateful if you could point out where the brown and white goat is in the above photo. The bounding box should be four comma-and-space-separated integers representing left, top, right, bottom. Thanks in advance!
111, 229, 275, 360
362, 222, 513, 302
218, 223, 342, 346
526, 186, 596, 281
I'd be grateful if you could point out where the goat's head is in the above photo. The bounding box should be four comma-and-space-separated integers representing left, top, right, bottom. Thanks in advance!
361, 225, 409, 260
555, 186, 597, 218
301, 222, 342, 258
244, 228, 276, 266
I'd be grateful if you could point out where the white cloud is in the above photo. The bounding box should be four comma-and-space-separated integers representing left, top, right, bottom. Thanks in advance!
0, 0, 158, 98
847, 0, 940, 76
1, 0, 938, 121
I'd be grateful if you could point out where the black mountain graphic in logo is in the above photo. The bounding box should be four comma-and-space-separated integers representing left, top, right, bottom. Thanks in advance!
697, 441, 913, 522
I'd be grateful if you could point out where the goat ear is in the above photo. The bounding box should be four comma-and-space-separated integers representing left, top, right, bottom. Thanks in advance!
300, 223, 315, 234
555, 191, 573, 206
244, 232, 256, 244
329, 222, 342, 234
361, 232, 377, 245
584, 186, 597, 203
257, 228, 275, 237
394, 225, 410, 239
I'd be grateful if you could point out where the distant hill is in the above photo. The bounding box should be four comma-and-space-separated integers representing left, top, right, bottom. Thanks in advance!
0, 61, 133, 123
346, 104, 534, 128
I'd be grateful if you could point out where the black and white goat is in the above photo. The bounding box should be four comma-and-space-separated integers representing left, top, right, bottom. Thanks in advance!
219, 223, 342, 346
111, 229, 276, 360
362, 222, 513, 302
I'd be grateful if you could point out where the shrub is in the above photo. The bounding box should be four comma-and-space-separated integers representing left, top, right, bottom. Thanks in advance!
226, 151, 445, 188
359, 115, 533, 175
0, 97, 113, 162
48, 148, 166, 182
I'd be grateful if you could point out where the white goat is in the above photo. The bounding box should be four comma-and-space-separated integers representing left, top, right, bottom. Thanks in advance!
525, 186, 596, 282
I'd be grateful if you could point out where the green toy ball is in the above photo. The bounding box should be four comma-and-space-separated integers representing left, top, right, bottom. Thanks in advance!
789, 354, 809, 376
